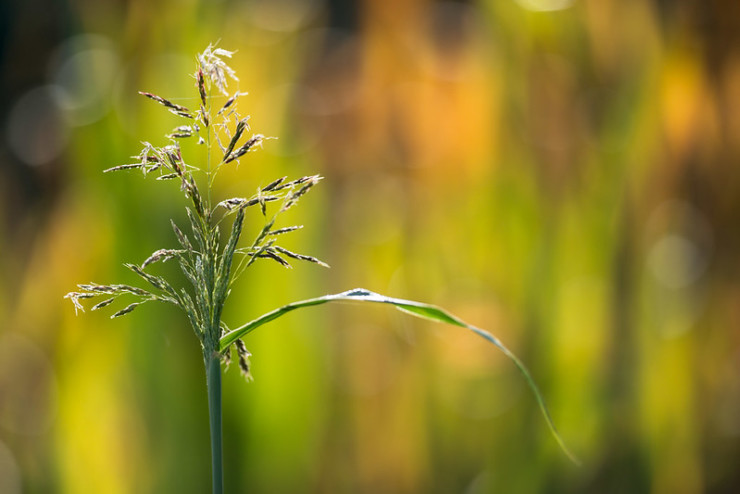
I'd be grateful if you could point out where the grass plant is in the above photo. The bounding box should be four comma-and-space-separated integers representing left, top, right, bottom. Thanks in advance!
65, 45, 577, 493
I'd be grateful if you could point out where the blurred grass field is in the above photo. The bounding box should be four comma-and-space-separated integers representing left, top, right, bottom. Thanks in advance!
2, 0, 740, 492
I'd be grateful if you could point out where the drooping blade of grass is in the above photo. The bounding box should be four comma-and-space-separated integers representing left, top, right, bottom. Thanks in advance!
220, 288, 580, 464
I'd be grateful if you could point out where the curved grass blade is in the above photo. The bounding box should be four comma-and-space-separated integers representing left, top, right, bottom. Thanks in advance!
220, 288, 579, 464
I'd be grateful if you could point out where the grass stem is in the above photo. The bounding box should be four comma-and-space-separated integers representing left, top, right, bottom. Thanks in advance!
205, 351, 223, 494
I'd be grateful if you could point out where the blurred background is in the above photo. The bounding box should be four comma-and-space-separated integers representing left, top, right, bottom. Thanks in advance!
1, 0, 739, 492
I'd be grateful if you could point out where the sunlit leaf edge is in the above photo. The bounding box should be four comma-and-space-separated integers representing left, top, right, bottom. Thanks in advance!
219, 288, 580, 465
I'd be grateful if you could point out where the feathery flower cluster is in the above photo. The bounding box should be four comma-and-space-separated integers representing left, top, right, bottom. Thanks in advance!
65, 47, 578, 478
65, 45, 327, 380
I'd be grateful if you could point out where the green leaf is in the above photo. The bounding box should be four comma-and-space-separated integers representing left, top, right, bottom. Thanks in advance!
219, 288, 579, 464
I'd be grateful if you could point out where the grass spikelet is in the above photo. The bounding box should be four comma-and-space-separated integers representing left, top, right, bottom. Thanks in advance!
281, 175, 322, 212
197, 68, 207, 106
63, 292, 86, 313
104, 163, 146, 173
258, 250, 292, 268
111, 284, 150, 296
139, 92, 193, 119
142, 249, 184, 268
126, 263, 177, 298
221, 118, 249, 161
111, 301, 145, 319
77, 283, 115, 293
262, 176, 286, 192
273, 246, 329, 268
268, 226, 303, 236
171, 220, 194, 252
220, 347, 232, 370
234, 339, 253, 382
224, 134, 264, 163
168, 125, 194, 139
198, 44, 238, 95
217, 91, 245, 115
92, 298, 116, 311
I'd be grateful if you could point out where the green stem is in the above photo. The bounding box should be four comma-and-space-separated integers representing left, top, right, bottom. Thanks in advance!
205, 352, 223, 494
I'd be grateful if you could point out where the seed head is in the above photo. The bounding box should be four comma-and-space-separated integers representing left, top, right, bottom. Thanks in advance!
268, 226, 303, 236
274, 246, 329, 268
167, 125, 193, 139
139, 92, 193, 119
198, 44, 238, 96
222, 118, 249, 162
197, 68, 207, 106
111, 302, 142, 319
235, 339, 253, 382
142, 249, 183, 268
92, 298, 115, 311
224, 134, 264, 164
262, 176, 286, 192
218, 91, 246, 115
